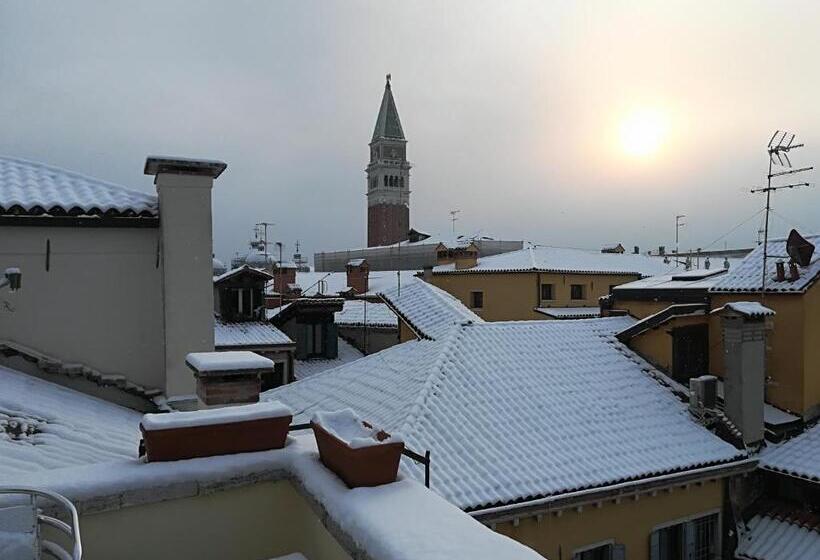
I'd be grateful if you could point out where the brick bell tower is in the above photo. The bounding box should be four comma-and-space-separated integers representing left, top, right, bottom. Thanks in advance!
367, 74, 411, 247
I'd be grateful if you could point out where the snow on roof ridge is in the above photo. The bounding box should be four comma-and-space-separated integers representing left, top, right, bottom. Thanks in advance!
0, 154, 156, 202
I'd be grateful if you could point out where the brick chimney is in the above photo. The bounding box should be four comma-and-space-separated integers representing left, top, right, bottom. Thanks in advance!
273, 262, 297, 295
346, 259, 370, 294
719, 302, 773, 446
186, 351, 274, 408
454, 244, 479, 270
145, 156, 226, 399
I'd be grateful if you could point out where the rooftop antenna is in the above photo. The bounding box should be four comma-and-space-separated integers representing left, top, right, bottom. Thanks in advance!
751, 130, 813, 293
449, 210, 461, 234
675, 214, 686, 268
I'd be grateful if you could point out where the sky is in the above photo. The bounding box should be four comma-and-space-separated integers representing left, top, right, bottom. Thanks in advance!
2, 1, 819, 264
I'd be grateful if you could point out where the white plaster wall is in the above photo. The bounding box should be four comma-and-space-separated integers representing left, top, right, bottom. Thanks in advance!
0, 225, 165, 389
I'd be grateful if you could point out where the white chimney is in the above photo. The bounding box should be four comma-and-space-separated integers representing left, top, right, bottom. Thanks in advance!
145, 156, 227, 400
718, 302, 773, 446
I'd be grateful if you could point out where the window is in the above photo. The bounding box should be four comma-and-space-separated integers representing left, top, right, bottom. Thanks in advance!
651, 513, 719, 560
540, 283, 554, 300
226, 288, 253, 320
573, 542, 624, 560
470, 291, 484, 309
383, 175, 388, 187
571, 284, 586, 300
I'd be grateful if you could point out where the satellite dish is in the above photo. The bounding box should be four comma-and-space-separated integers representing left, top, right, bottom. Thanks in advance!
786, 229, 815, 267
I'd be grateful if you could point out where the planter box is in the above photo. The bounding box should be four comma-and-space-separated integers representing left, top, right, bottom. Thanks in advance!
312, 421, 404, 488
141, 402, 292, 462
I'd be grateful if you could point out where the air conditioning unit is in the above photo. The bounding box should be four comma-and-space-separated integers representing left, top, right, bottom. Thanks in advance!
689, 375, 718, 418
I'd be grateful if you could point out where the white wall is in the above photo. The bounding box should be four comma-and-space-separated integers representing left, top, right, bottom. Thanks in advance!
0, 225, 165, 390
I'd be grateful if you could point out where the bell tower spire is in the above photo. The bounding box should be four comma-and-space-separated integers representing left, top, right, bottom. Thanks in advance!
367, 74, 411, 247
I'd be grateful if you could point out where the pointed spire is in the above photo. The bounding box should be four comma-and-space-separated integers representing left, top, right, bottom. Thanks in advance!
372, 74, 405, 142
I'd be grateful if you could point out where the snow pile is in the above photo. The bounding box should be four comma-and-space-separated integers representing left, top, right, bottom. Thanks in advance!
141, 401, 292, 432
186, 351, 274, 372
312, 409, 402, 449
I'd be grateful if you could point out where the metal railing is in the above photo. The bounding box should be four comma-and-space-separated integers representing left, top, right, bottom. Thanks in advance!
0, 487, 82, 560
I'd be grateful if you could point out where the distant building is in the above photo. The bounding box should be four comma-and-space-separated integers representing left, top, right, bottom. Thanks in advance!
367, 74, 411, 248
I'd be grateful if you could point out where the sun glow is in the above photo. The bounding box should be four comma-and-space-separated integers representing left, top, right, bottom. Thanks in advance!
618, 108, 669, 158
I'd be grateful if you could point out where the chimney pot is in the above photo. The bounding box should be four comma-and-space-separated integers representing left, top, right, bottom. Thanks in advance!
775, 260, 786, 282
345, 259, 370, 295
788, 261, 800, 281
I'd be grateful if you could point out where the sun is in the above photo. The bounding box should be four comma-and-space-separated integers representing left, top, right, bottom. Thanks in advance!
618, 108, 669, 158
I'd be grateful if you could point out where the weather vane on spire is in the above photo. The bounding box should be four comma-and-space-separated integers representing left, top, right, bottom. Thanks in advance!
386, 73, 391, 87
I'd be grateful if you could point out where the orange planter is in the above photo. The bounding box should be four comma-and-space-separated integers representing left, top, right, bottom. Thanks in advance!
141, 415, 292, 462
312, 422, 404, 488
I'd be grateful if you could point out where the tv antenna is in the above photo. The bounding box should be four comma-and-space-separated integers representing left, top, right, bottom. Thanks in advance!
449, 210, 461, 234
251, 222, 276, 255
675, 214, 686, 267
750, 131, 813, 293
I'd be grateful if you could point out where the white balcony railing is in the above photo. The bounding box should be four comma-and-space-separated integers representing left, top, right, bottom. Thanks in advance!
0, 487, 82, 560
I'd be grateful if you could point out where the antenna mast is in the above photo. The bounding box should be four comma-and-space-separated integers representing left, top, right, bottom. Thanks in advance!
449, 210, 461, 234
675, 214, 686, 268
751, 131, 813, 293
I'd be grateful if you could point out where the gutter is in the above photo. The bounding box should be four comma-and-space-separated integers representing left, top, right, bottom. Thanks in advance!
470, 457, 757, 523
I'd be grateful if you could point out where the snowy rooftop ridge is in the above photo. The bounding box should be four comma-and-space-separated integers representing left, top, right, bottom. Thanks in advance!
0, 155, 158, 218
709, 233, 820, 293
433, 245, 674, 277
266, 317, 744, 511
378, 277, 483, 340
335, 300, 398, 328
215, 319, 294, 348
759, 422, 820, 482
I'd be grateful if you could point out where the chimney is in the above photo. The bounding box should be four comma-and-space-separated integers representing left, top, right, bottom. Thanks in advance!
274, 262, 298, 295
345, 259, 370, 295
453, 245, 479, 270
145, 156, 226, 399
719, 304, 772, 446
775, 260, 786, 282
788, 261, 800, 282
186, 351, 274, 408
422, 265, 433, 282
633, 246, 640, 254
658, 245, 666, 256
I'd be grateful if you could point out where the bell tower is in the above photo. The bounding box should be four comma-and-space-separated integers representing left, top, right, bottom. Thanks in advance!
367, 74, 411, 247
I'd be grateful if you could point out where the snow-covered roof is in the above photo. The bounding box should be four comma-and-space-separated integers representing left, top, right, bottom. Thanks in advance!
613, 268, 728, 292
434, 246, 674, 277
335, 300, 398, 328
280, 270, 419, 297
265, 317, 744, 510
0, 156, 158, 218
213, 265, 273, 284
760, 423, 820, 482
378, 277, 483, 340
736, 508, 820, 560
709, 234, 820, 294
0, 365, 140, 478
535, 307, 601, 319
712, 301, 775, 319
215, 319, 293, 348
291, 338, 364, 381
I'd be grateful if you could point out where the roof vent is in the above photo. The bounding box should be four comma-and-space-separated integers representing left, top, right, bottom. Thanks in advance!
786, 229, 815, 267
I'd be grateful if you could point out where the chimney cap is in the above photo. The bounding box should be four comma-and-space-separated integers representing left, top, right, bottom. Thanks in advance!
144, 156, 227, 178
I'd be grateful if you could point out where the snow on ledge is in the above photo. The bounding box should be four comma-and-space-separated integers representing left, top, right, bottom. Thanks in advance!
186, 351, 274, 373
312, 409, 403, 449
141, 401, 292, 431
7, 435, 545, 560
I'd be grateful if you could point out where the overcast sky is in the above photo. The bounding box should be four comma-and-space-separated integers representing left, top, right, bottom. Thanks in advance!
2, 1, 819, 264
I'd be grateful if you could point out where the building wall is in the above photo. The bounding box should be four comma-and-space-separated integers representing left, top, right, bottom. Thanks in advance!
338, 325, 398, 354
367, 203, 409, 248
398, 320, 417, 343
430, 271, 642, 322
802, 285, 819, 418
710, 293, 805, 414
75, 480, 352, 560
629, 315, 709, 374
0, 225, 165, 390
494, 479, 724, 560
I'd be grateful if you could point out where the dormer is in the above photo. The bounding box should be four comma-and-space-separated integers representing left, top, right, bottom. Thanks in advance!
213, 265, 273, 322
